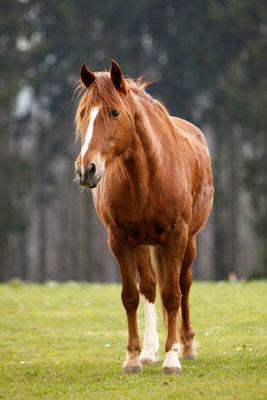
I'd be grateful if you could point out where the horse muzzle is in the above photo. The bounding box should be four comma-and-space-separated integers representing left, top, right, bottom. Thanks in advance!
75, 162, 104, 189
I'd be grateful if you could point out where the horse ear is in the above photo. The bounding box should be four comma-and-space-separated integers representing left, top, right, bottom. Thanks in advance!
110, 60, 127, 94
80, 63, 95, 88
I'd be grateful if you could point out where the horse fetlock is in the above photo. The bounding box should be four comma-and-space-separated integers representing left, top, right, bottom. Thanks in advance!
140, 336, 159, 365
162, 343, 181, 374
180, 326, 195, 342
140, 348, 159, 365
181, 340, 198, 360
123, 351, 142, 373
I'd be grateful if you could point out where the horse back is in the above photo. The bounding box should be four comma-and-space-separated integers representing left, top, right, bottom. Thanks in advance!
170, 116, 210, 154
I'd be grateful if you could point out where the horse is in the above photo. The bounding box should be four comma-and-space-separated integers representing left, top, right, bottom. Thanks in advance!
74, 60, 213, 374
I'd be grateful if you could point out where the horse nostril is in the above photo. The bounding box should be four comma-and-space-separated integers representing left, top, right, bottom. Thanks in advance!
86, 163, 96, 178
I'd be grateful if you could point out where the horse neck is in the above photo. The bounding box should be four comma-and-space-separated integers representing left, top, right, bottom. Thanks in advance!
133, 92, 175, 166
119, 92, 174, 186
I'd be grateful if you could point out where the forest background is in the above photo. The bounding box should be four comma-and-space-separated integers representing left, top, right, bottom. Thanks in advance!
0, 0, 266, 282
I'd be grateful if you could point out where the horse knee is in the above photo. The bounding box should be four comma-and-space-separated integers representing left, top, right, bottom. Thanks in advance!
161, 287, 181, 313
108, 233, 123, 256
121, 285, 139, 313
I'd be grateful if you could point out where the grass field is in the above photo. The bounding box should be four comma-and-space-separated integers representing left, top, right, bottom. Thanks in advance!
0, 280, 266, 399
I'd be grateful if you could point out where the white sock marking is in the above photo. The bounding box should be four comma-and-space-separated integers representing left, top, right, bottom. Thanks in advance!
162, 343, 181, 371
81, 106, 99, 171
140, 296, 159, 363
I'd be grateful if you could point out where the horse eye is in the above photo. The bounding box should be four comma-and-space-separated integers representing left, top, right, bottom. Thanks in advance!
110, 109, 120, 119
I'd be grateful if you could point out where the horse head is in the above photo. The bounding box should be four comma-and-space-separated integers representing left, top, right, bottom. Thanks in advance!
75, 60, 134, 188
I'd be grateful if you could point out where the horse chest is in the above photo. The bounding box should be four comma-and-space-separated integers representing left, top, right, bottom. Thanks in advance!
99, 191, 148, 239
94, 184, 176, 246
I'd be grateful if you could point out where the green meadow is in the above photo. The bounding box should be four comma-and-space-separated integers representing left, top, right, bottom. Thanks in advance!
0, 280, 266, 399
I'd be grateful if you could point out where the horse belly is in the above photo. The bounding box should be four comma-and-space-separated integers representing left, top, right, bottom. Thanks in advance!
189, 181, 214, 236
115, 210, 166, 246
124, 222, 168, 246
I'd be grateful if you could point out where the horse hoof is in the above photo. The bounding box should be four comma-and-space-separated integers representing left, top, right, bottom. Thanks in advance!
163, 366, 181, 374
123, 365, 142, 374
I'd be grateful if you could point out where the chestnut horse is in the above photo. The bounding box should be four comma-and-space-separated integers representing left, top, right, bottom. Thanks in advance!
74, 60, 213, 374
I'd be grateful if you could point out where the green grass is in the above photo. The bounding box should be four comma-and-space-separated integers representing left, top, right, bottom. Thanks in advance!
0, 280, 266, 399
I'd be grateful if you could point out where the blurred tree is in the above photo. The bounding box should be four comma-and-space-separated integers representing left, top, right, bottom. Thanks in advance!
205, 0, 267, 278
0, 0, 36, 279
0, 0, 266, 281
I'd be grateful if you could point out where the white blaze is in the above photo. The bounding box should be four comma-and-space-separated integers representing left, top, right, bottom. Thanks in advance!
81, 106, 100, 170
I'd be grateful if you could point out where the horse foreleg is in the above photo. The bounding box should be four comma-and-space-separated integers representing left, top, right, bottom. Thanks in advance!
109, 231, 142, 373
161, 223, 188, 374
180, 236, 197, 359
136, 246, 159, 365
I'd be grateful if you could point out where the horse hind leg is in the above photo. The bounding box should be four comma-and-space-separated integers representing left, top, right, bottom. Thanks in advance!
150, 246, 168, 331
180, 236, 198, 360
136, 246, 159, 365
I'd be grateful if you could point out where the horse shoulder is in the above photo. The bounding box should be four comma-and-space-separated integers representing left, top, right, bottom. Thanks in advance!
92, 153, 148, 231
